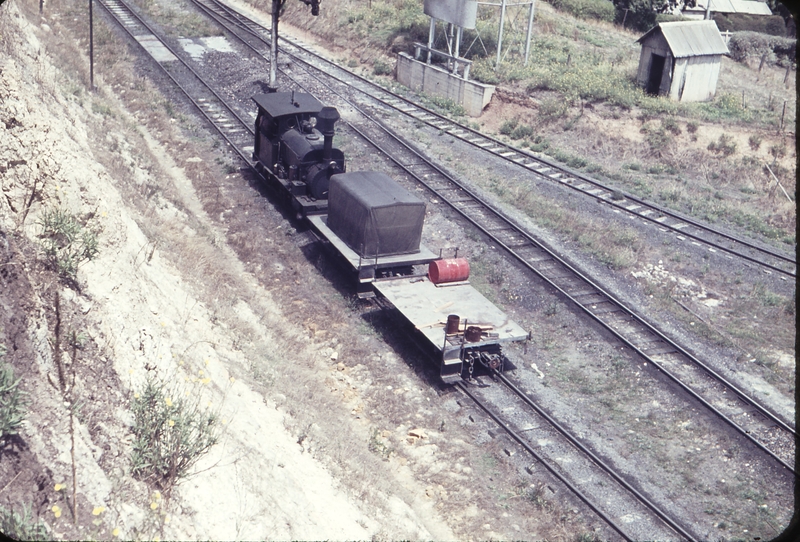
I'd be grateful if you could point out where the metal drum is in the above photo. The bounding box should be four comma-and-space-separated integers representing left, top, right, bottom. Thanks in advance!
428, 258, 470, 284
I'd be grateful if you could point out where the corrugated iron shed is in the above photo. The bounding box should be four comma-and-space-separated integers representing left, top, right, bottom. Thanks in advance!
694, 0, 773, 15
637, 21, 729, 58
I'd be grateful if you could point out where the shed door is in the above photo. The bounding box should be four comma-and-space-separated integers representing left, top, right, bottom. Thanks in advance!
646, 54, 666, 95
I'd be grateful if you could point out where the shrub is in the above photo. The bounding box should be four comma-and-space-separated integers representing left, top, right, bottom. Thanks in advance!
0, 354, 27, 442
613, 0, 656, 32
708, 134, 737, 156
0, 506, 48, 541
130, 375, 219, 491
499, 118, 519, 135
372, 59, 393, 76
511, 124, 534, 139
547, 0, 615, 23
38, 208, 99, 280
748, 134, 762, 151
727, 31, 796, 65
713, 13, 786, 37
662, 117, 682, 136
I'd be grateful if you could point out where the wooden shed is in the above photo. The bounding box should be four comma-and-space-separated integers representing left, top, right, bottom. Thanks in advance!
636, 20, 729, 102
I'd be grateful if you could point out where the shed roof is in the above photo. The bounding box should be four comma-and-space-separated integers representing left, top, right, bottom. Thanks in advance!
637, 21, 729, 58
688, 0, 772, 15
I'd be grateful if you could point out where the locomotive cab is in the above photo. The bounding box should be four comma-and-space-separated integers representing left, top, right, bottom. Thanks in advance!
252, 92, 345, 214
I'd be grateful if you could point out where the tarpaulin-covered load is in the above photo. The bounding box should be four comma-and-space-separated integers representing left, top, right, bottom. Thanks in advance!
327, 171, 426, 258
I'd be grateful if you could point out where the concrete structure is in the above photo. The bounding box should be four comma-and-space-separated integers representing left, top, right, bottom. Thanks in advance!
396, 52, 495, 116
636, 20, 729, 102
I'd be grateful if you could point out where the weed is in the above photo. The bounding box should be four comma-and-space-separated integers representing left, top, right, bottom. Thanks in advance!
91, 102, 114, 117
748, 134, 763, 151
511, 124, 534, 139
0, 505, 49, 541
499, 118, 519, 135
372, 59, 392, 76
707, 134, 737, 156
130, 374, 220, 492
686, 121, 698, 134
662, 117, 682, 135
0, 353, 27, 442
367, 428, 392, 460
769, 143, 787, 160
752, 283, 785, 307
38, 208, 99, 280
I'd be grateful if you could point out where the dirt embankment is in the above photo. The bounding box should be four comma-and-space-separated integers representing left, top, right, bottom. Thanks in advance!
0, 2, 454, 539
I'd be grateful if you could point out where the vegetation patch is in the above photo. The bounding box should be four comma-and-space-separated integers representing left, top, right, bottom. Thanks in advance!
0, 346, 27, 444
130, 374, 220, 492
38, 208, 99, 280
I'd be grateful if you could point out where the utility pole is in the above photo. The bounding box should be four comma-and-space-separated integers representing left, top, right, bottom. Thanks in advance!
89, 0, 95, 90
269, 0, 320, 90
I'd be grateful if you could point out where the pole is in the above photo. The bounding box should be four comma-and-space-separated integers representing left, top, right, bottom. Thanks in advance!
89, 0, 94, 90
496, 0, 507, 68
427, 17, 435, 64
269, 0, 279, 90
523, 0, 535, 66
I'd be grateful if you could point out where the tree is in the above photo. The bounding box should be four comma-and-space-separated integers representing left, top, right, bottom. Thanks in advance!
614, 0, 658, 32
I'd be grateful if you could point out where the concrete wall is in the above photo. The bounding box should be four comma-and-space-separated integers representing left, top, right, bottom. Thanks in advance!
396, 53, 495, 117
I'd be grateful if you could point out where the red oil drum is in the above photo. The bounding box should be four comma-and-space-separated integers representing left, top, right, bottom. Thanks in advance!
465, 326, 483, 342
428, 258, 470, 284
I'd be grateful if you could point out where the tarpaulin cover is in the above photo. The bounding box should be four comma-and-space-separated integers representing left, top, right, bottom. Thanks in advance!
327, 171, 426, 258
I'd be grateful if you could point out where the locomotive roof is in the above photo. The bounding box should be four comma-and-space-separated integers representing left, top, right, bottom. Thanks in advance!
252, 92, 323, 118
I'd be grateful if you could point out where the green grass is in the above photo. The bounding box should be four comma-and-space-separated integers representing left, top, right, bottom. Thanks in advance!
0, 505, 49, 541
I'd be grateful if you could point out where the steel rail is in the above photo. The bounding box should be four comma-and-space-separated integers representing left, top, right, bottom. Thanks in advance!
95, 0, 255, 166
343, 116, 795, 475
113, 0, 794, 473
200, 0, 795, 278
189, 0, 796, 473
456, 382, 639, 542
492, 370, 698, 541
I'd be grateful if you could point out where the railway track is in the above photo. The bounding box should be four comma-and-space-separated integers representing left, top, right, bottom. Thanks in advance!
94, 0, 794, 534
185, 0, 797, 473
192, 0, 796, 279
95, 0, 255, 163
456, 375, 698, 541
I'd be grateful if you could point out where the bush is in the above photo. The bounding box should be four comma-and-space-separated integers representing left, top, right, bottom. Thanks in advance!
499, 118, 519, 135
713, 13, 786, 37
38, 208, 99, 280
613, 0, 656, 32
727, 31, 796, 65
708, 134, 737, 156
547, 0, 615, 23
372, 59, 393, 76
0, 354, 27, 442
130, 375, 219, 491
0, 506, 48, 541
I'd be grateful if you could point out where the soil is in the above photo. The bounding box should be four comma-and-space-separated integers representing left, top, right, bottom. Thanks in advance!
0, 0, 795, 541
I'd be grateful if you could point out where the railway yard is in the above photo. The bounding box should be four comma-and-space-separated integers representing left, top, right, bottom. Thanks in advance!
0, 0, 796, 540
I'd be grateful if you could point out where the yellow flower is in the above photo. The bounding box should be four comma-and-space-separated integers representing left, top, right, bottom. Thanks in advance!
201, 378, 211, 385
54, 483, 65, 491
198, 370, 204, 376
92, 506, 106, 515
168, 419, 175, 427
229, 377, 235, 383
204, 359, 210, 366
52, 505, 62, 518
179, 360, 184, 366
112, 527, 120, 537
165, 397, 173, 407
164, 516, 171, 524
153, 491, 161, 501
150, 502, 158, 510
134, 393, 140, 399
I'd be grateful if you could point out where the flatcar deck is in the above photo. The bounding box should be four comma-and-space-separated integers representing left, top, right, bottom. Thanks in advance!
373, 276, 528, 351
309, 214, 438, 277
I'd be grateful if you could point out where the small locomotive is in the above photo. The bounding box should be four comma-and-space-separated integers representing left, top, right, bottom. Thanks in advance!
251, 91, 528, 382
252, 91, 345, 216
